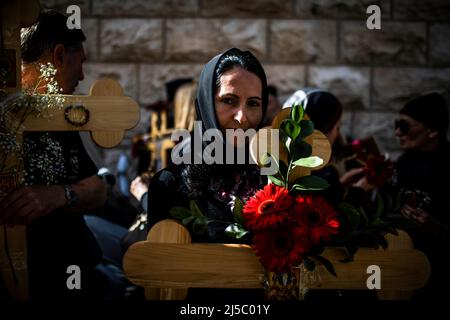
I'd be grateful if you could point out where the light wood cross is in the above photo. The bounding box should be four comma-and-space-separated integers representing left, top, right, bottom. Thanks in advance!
124, 220, 430, 300
0, 0, 140, 299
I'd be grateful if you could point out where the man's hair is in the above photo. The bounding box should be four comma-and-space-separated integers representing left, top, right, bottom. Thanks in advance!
21, 10, 86, 63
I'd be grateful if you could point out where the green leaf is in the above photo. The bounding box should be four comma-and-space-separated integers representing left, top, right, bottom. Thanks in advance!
278, 160, 288, 179
259, 152, 277, 169
292, 156, 323, 168
233, 197, 244, 225
192, 217, 208, 235
369, 219, 398, 235
181, 216, 195, 226
169, 206, 192, 220
291, 139, 312, 161
292, 175, 329, 191
298, 120, 314, 140
315, 255, 337, 277
224, 224, 249, 239
280, 119, 301, 141
339, 202, 361, 233
373, 233, 389, 249
269, 175, 285, 187
290, 103, 304, 123
358, 206, 369, 226
303, 256, 316, 272
190, 200, 205, 218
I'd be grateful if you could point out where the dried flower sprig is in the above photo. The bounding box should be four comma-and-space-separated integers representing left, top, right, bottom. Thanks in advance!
0, 62, 66, 172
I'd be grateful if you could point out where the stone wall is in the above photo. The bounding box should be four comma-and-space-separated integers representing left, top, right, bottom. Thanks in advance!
40, 0, 450, 170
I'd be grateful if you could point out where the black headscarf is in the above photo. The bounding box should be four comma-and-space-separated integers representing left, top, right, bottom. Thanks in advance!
400, 92, 449, 140
283, 88, 343, 134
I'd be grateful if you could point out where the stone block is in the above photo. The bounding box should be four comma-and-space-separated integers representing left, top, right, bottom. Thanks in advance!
308, 66, 370, 110
270, 20, 337, 64
100, 19, 162, 61
341, 21, 426, 65
373, 67, 450, 111
394, 0, 450, 21
166, 19, 224, 62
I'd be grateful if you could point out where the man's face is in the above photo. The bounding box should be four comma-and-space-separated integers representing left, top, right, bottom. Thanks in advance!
55, 46, 86, 94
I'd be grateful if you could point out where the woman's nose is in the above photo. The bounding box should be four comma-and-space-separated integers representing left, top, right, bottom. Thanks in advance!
234, 108, 247, 126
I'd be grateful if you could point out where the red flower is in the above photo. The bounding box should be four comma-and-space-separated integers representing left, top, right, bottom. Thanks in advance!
295, 195, 340, 244
243, 184, 294, 230
252, 225, 309, 273
364, 155, 394, 187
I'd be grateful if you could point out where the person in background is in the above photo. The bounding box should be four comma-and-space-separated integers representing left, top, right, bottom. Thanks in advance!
393, 92, 450, 300
0, 10, 106, 299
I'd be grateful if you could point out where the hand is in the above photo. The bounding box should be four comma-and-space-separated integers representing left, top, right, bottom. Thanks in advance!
0, 185, 66, 226
340, 167, 366, 187
130, 176, 149, 201
401, 204, 430, 224
352, 176, 376, 192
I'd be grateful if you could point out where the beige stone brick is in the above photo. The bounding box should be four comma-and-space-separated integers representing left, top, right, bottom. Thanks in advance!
341, 21, 426, 65
270, 20, 337, 64
100, 19, 162, 61
373, 67, 450, 111
308, 66, 370, 110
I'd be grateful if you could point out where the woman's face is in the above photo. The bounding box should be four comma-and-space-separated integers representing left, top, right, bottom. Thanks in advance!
215, 67, 263, 133
395, 114, 434, 151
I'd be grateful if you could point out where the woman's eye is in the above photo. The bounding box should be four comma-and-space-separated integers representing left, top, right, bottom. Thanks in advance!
222, 97, 236, 105
248, 100, 261, 107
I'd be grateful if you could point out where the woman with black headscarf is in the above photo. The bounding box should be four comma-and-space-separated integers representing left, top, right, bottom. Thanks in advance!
144, 48, 268, 244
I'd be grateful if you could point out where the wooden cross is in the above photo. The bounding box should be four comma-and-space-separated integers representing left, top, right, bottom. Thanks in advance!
0, 0, 140, 299
124, 219, 430, 300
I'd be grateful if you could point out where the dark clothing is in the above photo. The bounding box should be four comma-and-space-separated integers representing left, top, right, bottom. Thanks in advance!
147, 163, 264, 243
395, 142, 450, 299
23, 132, 103, 298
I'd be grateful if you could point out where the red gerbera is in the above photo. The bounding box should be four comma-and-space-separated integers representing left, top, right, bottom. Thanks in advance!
252, 225, 309, 273
243, 184, 294, 230
364, 155, 394, 187
295, 195, 340, 245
